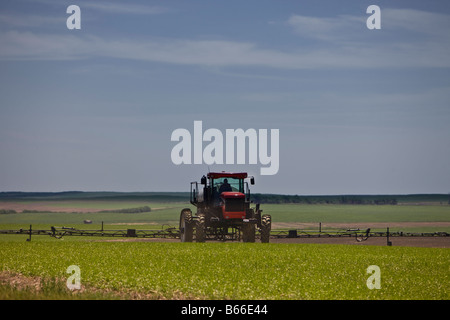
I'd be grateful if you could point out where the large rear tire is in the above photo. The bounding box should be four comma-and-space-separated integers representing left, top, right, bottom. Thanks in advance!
196, 213, 206, 243
180, 209, 193, 242
260, 214, 271, 243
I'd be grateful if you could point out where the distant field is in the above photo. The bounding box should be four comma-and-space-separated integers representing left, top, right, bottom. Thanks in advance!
265, 204, 450, 233
0, 201, 185, 226
264, 203, 450, 222
1, 198, 449, 233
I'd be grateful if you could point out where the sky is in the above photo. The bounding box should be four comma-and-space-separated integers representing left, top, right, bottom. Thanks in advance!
1, 0, 450, 195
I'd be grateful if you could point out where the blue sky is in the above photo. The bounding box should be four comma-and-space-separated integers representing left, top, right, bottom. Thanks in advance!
1, 0, 450, 194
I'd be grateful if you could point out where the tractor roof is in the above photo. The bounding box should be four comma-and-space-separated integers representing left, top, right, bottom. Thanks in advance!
207, 172, 248, 179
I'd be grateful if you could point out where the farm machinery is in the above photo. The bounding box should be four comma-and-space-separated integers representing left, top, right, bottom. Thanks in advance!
179, 172, 272, 243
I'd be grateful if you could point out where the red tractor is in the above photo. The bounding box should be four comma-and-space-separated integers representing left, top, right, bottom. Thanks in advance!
179, 172, 271, 243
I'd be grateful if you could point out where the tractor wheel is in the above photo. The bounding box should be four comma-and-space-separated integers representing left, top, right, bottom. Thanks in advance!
242, 223, 255, 243
260, 214, 272, 243
179, 208, 193, 242
196, 213, 206, 243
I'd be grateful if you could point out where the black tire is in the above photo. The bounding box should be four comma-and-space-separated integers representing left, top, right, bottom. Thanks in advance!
260, 214, 271, 243
242, 223, 256, 243
196, 213, 206, 243
180, 209, 193, 242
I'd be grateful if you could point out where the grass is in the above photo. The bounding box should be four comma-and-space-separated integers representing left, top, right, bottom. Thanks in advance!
0, 241, 448, 300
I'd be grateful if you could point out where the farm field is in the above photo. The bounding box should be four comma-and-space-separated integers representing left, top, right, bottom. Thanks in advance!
0, 241, 449, 300
1, 198, 450, 232
0, 194, 449, 300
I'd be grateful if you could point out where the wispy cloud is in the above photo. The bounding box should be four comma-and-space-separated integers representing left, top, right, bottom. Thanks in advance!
383, 8, 450, 38
287, 8, 450, 43
79, 1, 169, 15
1, 8, 449, 69
0, 13, 64, 28
1, 29, 449, 69
287, 14, 364, 42
19, 0, 169, 16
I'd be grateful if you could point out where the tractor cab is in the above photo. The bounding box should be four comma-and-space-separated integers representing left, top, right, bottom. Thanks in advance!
209, 173, 250, 219
192, 172, 253, 219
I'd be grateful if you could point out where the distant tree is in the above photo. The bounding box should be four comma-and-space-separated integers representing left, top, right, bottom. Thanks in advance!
0, 209, 17, 214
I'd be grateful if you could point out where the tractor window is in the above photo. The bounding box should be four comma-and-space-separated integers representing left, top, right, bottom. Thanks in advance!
213, 177, 244, 194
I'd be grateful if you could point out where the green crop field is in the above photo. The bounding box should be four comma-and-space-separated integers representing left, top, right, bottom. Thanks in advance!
0, 240, 448, 300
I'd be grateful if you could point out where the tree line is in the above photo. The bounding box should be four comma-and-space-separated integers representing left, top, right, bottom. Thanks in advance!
99, 206, 152, 213
251, 194, 398, 205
